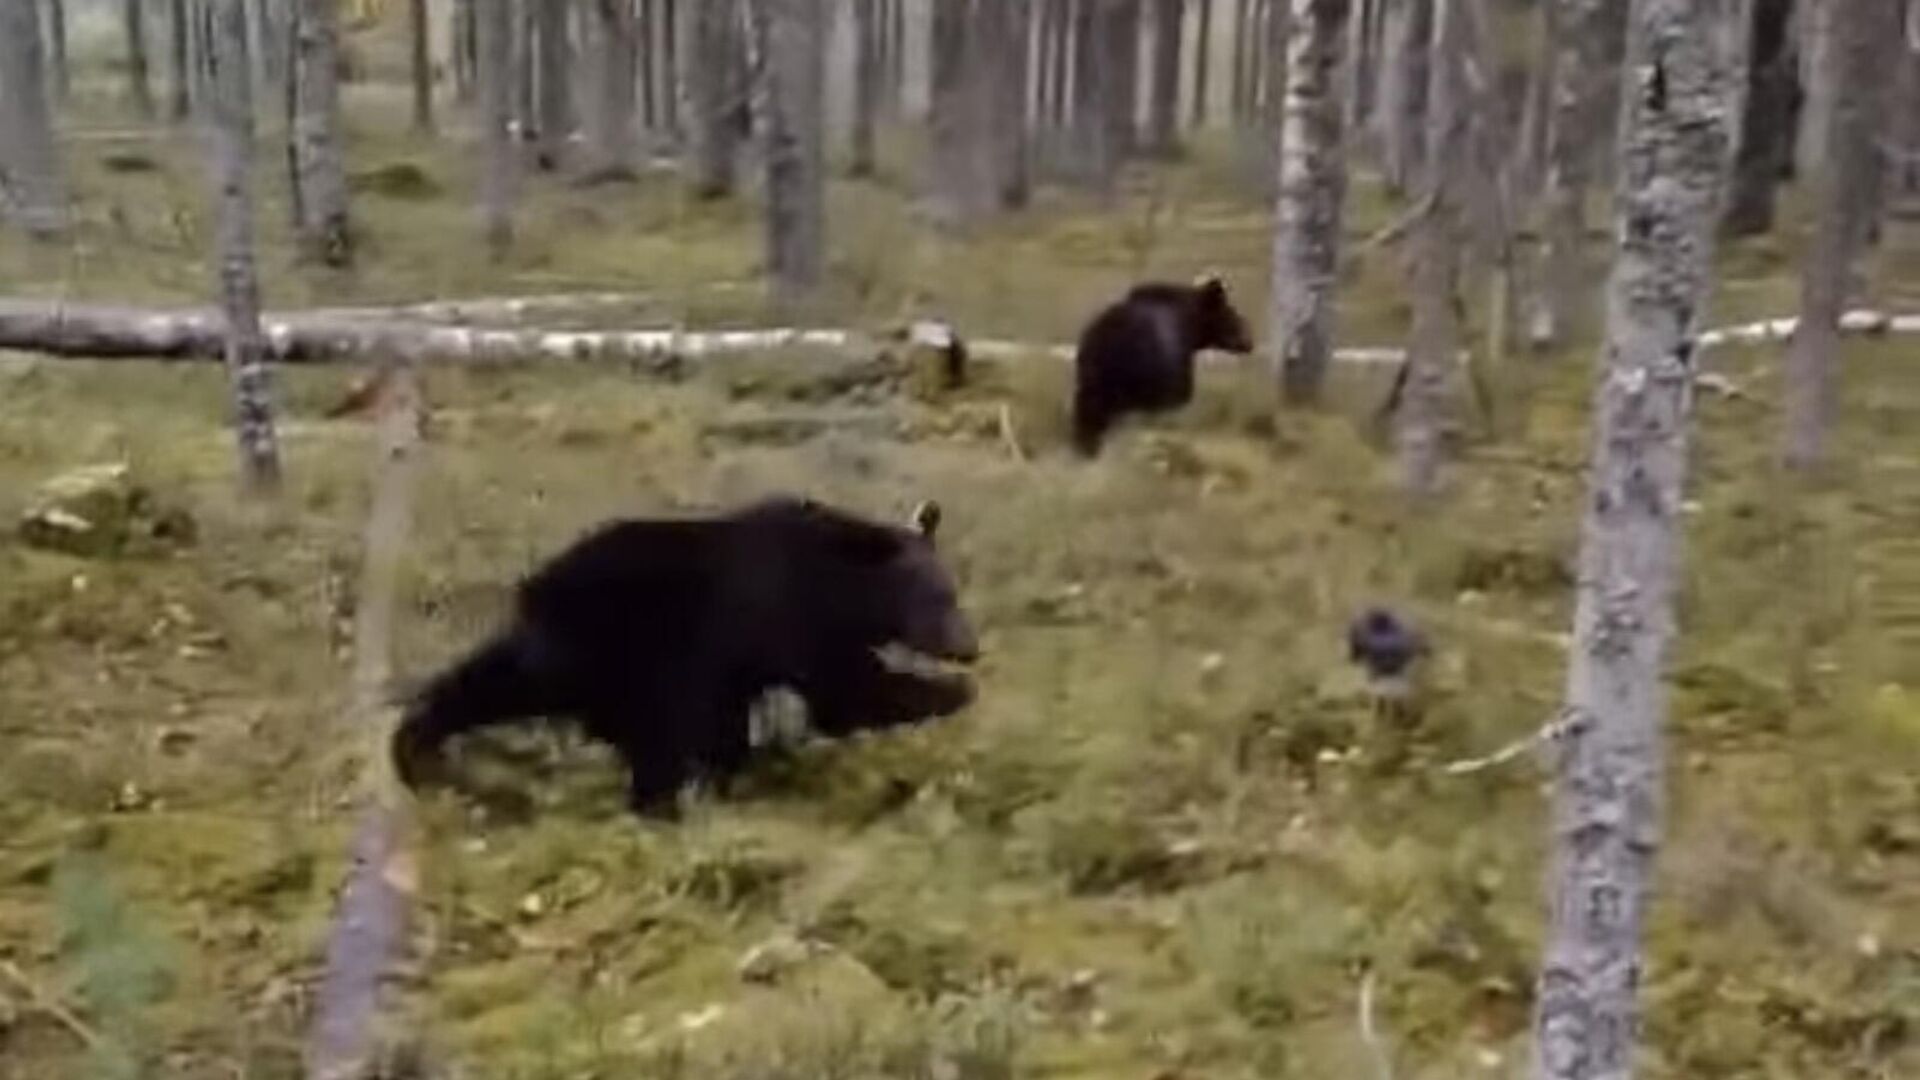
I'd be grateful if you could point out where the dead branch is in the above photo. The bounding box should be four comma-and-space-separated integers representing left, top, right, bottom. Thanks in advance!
1357, 964, 1394, 1080
305, 363, 425, 1080
1441, 707, 1590, 776
0, 959, 103, 1049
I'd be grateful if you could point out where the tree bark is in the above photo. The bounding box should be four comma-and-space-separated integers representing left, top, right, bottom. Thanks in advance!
1530, 0, 1627, 352
1783, 0, 1900, 470
293, 0, 352, 266
685, 0, 742, 198
580, 0, 637, 180
641, 0, 661, 129
45, 0, 69, 103
1721, 0, 1795, 236
167, 0, 192, 120
1273, 0, 1353, 405
209, 0, 283, 493
929, 1, 1005, 223
478, 0, 515, 255
996, 0, 1036, 206
1146, 0, 1184, 155
1792, 0, 1831, 181
850, 0, 881, 176
1530, 1, 1741, 1076
1395, 0, 1461, 495
1110, 0, 1143, 157
1513, 0, 1556, 204
452, 0, 477, 103
755, 0, 827, 304
304, 360, 423, 1080
1893, 4, 1920, 200
124, 0, 156, 118
1069, 0, 1119, 188
660, 0, 680, 136
2, 0, 65, 239
533, 0, 570, 167
1192, 0, 1213, 127
409, 0, 434, 134
1376, 0, 1430, 193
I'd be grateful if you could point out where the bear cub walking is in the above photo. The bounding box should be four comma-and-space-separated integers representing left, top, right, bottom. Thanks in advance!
391, 496, 981, 819
1071, 274, 1255, 456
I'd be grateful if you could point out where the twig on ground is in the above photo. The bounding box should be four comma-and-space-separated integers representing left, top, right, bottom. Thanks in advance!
997, 403, 1027, 461
0, 960, 102, 1049
1442, 707, 1591, 775
1357, 963, 1394, 1080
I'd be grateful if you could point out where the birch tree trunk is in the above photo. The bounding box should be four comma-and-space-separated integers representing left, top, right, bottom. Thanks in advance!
756, 0, 827, 304
478, 0, 515, 255
209, 0, 283, 493
1146, 0, 1183, 155
581, 0, 637, 180
1395, 0, 1461, 495
534, 0, 570, 168
850, 0, 880, 176
1893, 5, 1920, 201
1530, 0, 1627, 352
1513, 0, 1557, 204
293, 0, 352, 266
2, 0, 65, 239
408, 0, 433, 134
124, 0, 156, 118
1191, 0, 1214, 127
1782, 0, 1901, 471
1531, 1, 1740, 1076
45, 0, 69, 103
1272, 0, 1352, 405
1376, 0, 1431, 193
685, 0, 742, 198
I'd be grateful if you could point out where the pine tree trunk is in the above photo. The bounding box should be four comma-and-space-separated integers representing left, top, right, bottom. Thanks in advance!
209, 0, 283, 493
293, 0, 352, 266
409, 0, 434, 134
1783, 0, 1900, 470
1376, 0, 1430, 193
478, 0, 515, 255
850, 0, 881, 176
1146, 0, 1183, 155
685, 0, 742, 198
1110, 0, 1143, 157
1531, 2, 1741, 1076
46, 0, 69, 103
1722, 0, 1795, 236
996, 0, 1036, 206
580, 0, 637, 180
1531, 0, 1627, 352
534, 0, 570, 167
756, 0, 827, 304
1069, 0, 1119, 188
1395, 0, 1460, 495
2, 0, 65, 239
1192, 0, 1213, 126
124, 0, 156, 118
1273, 0, 1352, 405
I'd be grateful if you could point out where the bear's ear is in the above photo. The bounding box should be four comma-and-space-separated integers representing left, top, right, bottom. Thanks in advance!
910, 500, 942, 542
1193, 272, 1226, 299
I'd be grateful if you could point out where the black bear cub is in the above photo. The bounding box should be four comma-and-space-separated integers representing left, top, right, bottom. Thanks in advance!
392, 496, 981, 819
1071, 274, 1255, 456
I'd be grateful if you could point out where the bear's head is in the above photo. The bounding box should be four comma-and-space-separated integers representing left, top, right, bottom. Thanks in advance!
1191, 273, 1255, 355
788, 497, 980, 670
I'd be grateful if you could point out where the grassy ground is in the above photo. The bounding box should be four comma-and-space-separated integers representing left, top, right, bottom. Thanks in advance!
1, 79, 1917, 1080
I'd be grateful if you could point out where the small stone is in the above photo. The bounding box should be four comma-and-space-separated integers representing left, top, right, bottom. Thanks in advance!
677, 1004, 724, 1032
1476, 1048, 1503, 1069
1857, 934, 1881, 958
518, 892, 545, 917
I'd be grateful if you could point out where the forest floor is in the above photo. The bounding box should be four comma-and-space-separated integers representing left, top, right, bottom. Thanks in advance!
0, 84, 1917, 1080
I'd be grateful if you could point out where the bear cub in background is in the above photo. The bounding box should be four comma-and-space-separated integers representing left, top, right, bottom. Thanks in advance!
392, 496, 981, 820
1071, 274, 1255, 456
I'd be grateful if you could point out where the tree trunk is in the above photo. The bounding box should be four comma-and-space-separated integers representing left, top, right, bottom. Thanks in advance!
1146, 0, 1183, 155
1892, 4, 1920, 201
1048, 0, 1074, 131
684, 0, 742, 199
929, 1, 1004, 223
1231, 0, 1251, 119
209, 0, 283, 493
292, 0, 352, 266
45, 0, 69, 103
252, 0, 286, 109
1722, 0, 1795, 236
1395, 0, 1461, 495
1783, 0, 1900, 470
850, 0, 880, 176
1273, 0, 1352, 405
1192, 0, 1213, 126
1375, 0, 1430, 193
124, 0, 156, 118
478, 0, 515, 255
1792, 0, 1831, 181
1069, 0, 1119, 188
1531, 1, 1741, 1076
511, 0, 534, 137
1, 0, 65, 239
1513, 0, 1556, 204
1111, 0, 1142, 156
408, 0, 434, 134
755, 0, 827, 304
534, 0, 569, 167
1530, 0, 1627, 352
580, 0, 638, 179
996, 0, 1036, 206
453, 0, 476, 103
660, 0, 679, 135
167, 0, 191, 120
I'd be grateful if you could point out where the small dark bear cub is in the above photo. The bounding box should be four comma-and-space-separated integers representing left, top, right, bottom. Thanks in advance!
1071, 274, 1255, 456
391, 496, 981, 820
